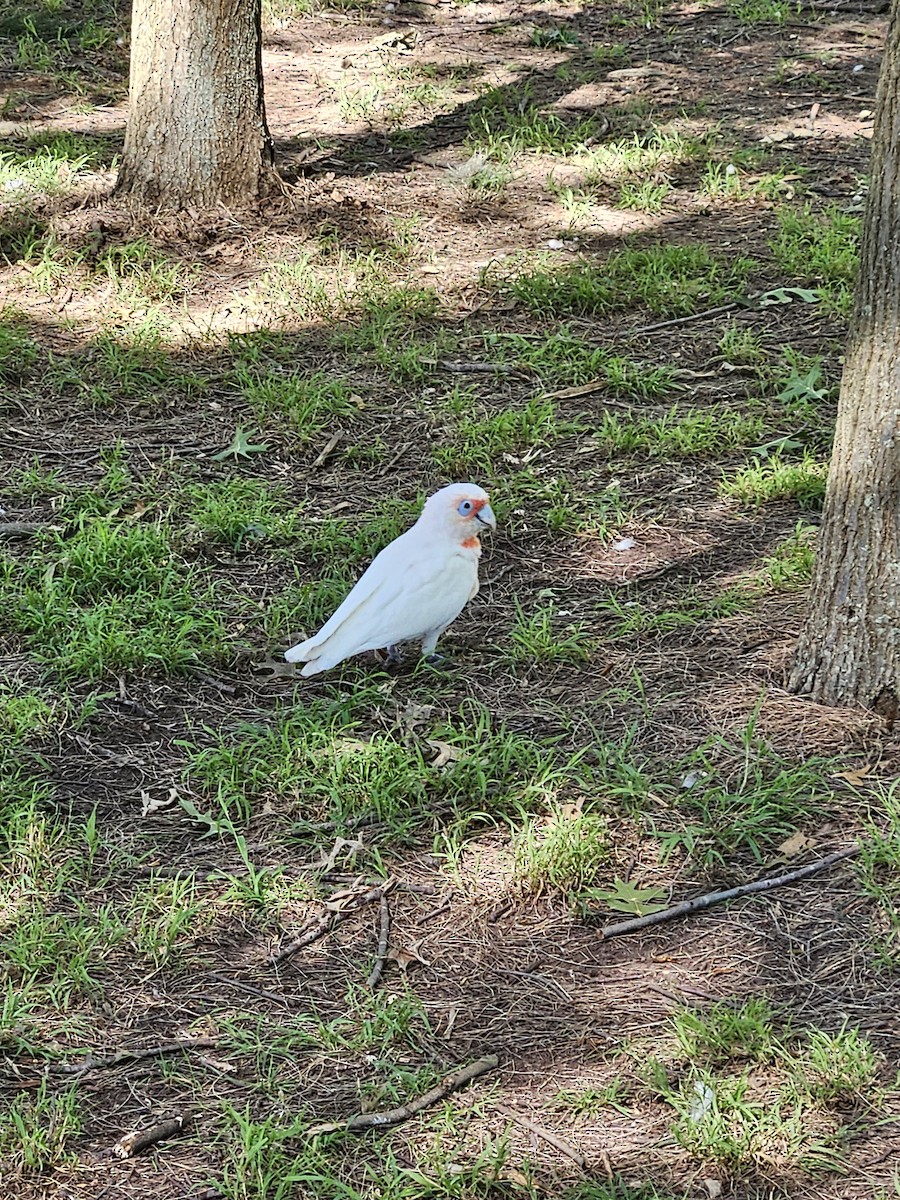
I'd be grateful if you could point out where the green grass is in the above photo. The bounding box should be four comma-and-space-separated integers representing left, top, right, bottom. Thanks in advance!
0, 310, 40, 380
770, 204, 860, 315
496, 472, 629, 538
432, 395, 562, 474
721, 454, 828, 507
2, 516, 232, 679
637, 1007, 881, 1178
718, 321, 764, 365
659, 729, 836, 864
857, 784, 900, 966
760, 521, 816, 590
500, 245, 756, 318
726, 0, 801, 23
591, 406, 764, 458
480, 329, 677, 396
186, 479, 299, 549
468, 89, 604, 159
672, 998, 777, 1064
514, 806, 610, 896
235, 368, 357, 442
185, 694, 586, 836
596, 586, 753, 640
0, 1080, 82, 1176
584, 127, 706, 187
507, 601, 595, 663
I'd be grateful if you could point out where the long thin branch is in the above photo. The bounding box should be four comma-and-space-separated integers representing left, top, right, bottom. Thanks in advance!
625, 302, 742, 338
52, 1037, 218, 1076
601, 846, 860, 940
305, 1055, 500, 1136
496, 1105, 586, 1168
366, 894, 391, 988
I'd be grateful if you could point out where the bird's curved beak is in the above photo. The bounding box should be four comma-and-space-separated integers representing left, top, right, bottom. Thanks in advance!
475, 503, 497, 531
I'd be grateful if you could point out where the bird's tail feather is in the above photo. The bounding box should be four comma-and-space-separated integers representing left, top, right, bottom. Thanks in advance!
284, 637, 320, 665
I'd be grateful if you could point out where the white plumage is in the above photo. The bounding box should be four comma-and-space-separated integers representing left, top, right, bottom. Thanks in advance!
284, 483, 496, 676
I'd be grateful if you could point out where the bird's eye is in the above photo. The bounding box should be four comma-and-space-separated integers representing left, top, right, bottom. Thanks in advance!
457, 500, 473, 515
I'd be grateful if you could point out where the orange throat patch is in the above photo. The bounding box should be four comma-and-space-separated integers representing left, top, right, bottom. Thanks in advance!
461, 536, 481, 551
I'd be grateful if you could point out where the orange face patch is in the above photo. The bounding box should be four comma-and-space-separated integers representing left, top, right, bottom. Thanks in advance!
469, 498, 487, 514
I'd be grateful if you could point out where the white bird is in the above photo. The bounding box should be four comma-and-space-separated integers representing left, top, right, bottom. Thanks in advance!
284, 483, 496, 677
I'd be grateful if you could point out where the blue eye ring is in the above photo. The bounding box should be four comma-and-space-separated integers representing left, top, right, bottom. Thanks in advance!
457, 499, 474, 515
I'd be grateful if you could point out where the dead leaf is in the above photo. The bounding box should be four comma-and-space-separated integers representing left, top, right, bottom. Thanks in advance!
197, 1054, 236, 1073
702, 1180, 723, 1199
832, 765, 872, 788
141, 786, 179, 817
125, 500, 150, 522
427, 739, 466, 770
387, 939, 429, 973
778, 831, 816, 857
314, 835, 365, 874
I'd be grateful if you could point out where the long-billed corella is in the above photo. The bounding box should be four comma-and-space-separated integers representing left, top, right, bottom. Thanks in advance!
284, 482, 497, 676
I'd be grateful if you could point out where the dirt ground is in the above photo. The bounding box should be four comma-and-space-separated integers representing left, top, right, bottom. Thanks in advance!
2, 0, 900, 1197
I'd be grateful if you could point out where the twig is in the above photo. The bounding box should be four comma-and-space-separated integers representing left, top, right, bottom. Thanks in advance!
366, 894, 391, 988
625, 302, 741, 339
52, 1037, 218, 1076
0, 521, 59, 538
424, 358, 525, 375
496, 1105, 586, 1168
491, 966, 572, 1003
113, 1115, 190, 1158
600, 846, 860, 940
379, 442, 410, 475
267, 913, 335, 964
414, 894, 453, 925
312, 429, 343, 469
305, 1055, 499, 1135
207, 972, 291, 1006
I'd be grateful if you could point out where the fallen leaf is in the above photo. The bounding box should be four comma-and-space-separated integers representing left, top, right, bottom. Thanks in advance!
141, 786, 180, 817
314, 835, 365, 874
832, 765, 872, 787
211, 427, 269, 461
589, 877, 668, 916
387, 939, 430, 973
702, 1180, 723, 1199
778, 831, 816, 857
427, 739, 466, 769
197, 1054, 236, 1073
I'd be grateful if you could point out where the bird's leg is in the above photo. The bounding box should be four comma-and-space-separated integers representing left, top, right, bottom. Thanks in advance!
420, 630, 446, 667
383, 643, 403, 669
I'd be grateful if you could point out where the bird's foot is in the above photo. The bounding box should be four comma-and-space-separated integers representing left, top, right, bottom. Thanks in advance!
381, 644, 403, 669
423, 653, 446, 667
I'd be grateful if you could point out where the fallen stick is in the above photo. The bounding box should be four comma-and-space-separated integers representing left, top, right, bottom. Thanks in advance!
496, 1105, 586, 1169
312, 429, 343, 469
52, 1037, 218, 1076
267, 913, 335, 964
0, 521, 58, 538
267, 881, 392, 965
600, 846, 860, 940
625, 302, 742, 338
366, 894, 391, 989
114, 1115, 189, 1158
305, 1054, 499, 1136
207, 971, 291, 1007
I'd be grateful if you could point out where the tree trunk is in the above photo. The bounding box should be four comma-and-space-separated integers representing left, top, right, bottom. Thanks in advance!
116, 0, 276, 208
788, 3, 900, 714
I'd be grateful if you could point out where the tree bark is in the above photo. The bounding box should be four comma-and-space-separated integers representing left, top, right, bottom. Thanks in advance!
116, 0, 276, 209
788, 2, 900, 714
